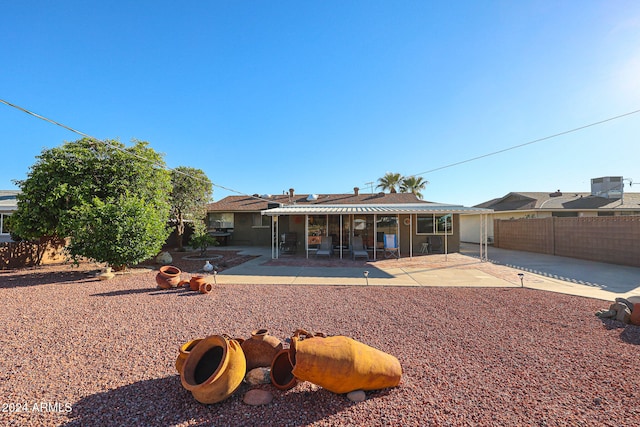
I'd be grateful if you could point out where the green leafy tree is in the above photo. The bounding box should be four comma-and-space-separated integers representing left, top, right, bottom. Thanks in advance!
400, 176, 429, 199
377, 172, 404, 193
170, 166, 213, 250
189, 220, 218, 257
11, 137, 172, 268
66, 195, 169, 269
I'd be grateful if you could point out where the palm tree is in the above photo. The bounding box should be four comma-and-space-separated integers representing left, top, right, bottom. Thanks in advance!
400, 176, 428, 199
377, 172, 404, 193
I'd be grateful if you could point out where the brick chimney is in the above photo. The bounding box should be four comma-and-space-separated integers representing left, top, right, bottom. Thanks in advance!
354, 187, 360, 196
289, 188, 295, 198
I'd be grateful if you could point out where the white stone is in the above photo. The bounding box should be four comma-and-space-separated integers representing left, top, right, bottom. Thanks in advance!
347, 390, 366, 402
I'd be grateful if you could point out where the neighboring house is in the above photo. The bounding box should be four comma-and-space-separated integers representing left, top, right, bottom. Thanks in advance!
461, 177, 640, 243
207, 188, 491, 259
0, 190, 19, 243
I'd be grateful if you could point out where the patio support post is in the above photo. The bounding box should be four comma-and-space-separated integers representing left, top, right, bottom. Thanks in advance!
409, 214, 413, 259
339, 214, 343, 259
373, 214, 377, 260
305, 214, 309, 259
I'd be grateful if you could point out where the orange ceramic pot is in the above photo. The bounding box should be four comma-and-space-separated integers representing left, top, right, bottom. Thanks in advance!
270, 348, 297, 390
180, 335, 246, 404
199, 282, 214, 294
241, 329, 283, 372
190, 275, 209, 291
156, 265, 182, 289
289, 329, 402, 394
175, 338, 204, 374
630, 303, 640, 326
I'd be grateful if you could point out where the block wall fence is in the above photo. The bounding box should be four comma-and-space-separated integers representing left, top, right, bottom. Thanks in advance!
493, 216, 640, 268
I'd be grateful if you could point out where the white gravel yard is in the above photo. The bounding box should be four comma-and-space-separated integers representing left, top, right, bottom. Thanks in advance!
1, 261, 639, 426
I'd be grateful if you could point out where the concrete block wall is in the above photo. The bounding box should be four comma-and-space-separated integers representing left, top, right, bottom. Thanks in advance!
494, 216, 640, 268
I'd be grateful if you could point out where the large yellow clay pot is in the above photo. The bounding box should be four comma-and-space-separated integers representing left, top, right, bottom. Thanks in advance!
180, 335, 246, 404
175, 338, 204, 375
289, 329, 402, 394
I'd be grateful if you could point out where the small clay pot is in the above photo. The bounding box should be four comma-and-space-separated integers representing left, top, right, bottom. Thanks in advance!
241, 329, 283, 372
190, 275, 208, 291
270, 349, 297, 390
175, 338, 204, 374
199, 282, 213, 294
156, 265, 182, 289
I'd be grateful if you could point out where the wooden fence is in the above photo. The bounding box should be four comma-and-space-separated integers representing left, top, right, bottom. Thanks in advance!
493, 216, 640, 268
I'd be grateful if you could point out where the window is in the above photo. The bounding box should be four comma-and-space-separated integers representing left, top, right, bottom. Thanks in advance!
208, 213, 234, 229
0, 213, 10, 235
252, 213, 271, 227
416, 214, 453, 235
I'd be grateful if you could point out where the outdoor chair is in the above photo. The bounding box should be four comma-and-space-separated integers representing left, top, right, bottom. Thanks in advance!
383, 234, 400, 259
351, 236, 369, 260
280, 232, 298, 255
427, 236, 443, 254
316, 236, 333, 257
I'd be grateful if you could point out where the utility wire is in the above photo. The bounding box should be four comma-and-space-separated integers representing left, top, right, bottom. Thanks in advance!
0, 98, 270, 202
368, 108, 640, 189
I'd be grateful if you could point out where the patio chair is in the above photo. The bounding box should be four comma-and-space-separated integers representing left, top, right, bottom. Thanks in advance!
280, 232, 297, 255
316, 236, 333, 257
351, 236, 369, 260
427, 236, 443, 254
384, 234, 400, 259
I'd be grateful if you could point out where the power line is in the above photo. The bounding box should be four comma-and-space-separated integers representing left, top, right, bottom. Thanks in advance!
367, 108, 640, 188
0, 98, 270, 202
415, 108, 640, 176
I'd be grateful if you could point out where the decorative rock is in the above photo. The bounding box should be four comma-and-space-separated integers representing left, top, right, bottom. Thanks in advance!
612, 302, 631, 323
243, 389, 273, 406
155, 251, 173, 265
347, 390, 366, 402
245, 367, 271, 385
615, 297, 634, 313
97, 267, 115, 281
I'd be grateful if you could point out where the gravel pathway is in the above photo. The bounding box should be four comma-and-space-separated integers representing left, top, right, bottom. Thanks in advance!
1, 256, 639, 426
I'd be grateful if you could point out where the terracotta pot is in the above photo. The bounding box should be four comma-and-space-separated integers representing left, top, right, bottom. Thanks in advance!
241, 329, 283, 372
156, 265, 182, 289
199, 282, 214, 294
289, 329, 402, 394
270, 349, 297, 390
175, 338, 204, 374
190, 275, 208, 291
180, 335, 246, 404
630, 303, 640, 326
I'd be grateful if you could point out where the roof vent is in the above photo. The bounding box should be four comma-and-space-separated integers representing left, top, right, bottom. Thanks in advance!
307, 194, 319, 201
260, 194, 272, 199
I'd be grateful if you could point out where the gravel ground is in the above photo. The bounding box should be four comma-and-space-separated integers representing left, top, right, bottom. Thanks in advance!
1, 251, 639, 426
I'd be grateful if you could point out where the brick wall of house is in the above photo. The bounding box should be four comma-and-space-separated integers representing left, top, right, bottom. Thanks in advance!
493, 216, 640, 267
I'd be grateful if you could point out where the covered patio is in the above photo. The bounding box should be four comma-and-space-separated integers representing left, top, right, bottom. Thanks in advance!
262, 203, 492, 260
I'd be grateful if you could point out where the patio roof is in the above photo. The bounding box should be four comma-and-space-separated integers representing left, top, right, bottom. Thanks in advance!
262, 203, 493, 216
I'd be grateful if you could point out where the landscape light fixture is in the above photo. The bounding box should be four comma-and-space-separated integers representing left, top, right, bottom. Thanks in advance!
364, 270, 369, 286
518, 273, 524, 288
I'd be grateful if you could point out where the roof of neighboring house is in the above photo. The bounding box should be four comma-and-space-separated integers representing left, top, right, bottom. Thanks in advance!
207, 192, 432, 212
0, 190, 20, 212
474, 191, 640, 211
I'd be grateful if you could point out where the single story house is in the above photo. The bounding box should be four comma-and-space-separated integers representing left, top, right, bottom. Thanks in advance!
207, 188, 492, 259
460, 177, 640, 243
0, 190, 19, 243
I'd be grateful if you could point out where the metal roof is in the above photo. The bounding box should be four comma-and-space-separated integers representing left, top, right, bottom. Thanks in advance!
262, 203, 492, 216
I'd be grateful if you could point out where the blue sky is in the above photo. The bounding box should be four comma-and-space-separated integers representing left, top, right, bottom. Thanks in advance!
2, 1, 639, 206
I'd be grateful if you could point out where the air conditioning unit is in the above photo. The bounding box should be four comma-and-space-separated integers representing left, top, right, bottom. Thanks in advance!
590, 176, 623, 199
